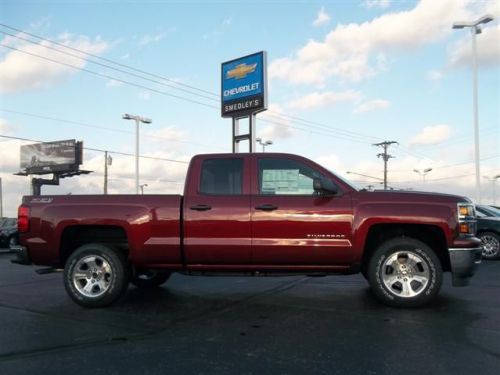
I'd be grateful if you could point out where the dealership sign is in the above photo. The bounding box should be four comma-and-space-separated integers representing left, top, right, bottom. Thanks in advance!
20, 139, 83, 175
221, 51, 268, 117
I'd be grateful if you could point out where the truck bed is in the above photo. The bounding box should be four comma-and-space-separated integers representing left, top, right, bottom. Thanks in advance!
21, 194, 183, 268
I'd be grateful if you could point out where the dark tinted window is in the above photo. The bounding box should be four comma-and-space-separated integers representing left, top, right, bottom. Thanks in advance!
200, 158, 244, 195
258, 158, 324, 195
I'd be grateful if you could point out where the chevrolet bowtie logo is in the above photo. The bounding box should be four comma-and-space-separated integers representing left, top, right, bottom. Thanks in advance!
226, 63, 257, 79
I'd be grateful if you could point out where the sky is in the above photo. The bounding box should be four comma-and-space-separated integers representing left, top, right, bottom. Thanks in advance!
0, 0, 499, 217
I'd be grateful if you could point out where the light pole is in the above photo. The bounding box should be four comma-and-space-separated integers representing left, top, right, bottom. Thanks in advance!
453, 14, 494, 203
483, 175, 500, 205
256, 137, 273, 152
139, 183, 148, 195
122, 114, 152, 194
413, 168, 432, 185
103, 152, 113, 195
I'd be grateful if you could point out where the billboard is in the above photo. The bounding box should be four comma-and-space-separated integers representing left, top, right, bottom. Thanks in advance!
221, 51, 267, 118
20, 139, 83, 175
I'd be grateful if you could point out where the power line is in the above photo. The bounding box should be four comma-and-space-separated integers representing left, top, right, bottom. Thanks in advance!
1, 108, 226, 151
0, 24, 383, 145
0, 23, 218, 97
0, 43, 220, 110
0, 134, 189, 164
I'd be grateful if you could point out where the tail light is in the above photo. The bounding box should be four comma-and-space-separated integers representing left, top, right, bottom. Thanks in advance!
18, 205, 30, 233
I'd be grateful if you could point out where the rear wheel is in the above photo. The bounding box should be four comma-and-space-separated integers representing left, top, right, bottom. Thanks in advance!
64, 244, 129, 307
478, 232, 500, 260
131, 270, 171, 288
367, 237, 442, 308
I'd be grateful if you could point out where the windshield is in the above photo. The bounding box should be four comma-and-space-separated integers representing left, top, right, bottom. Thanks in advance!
476, 205, 500, 217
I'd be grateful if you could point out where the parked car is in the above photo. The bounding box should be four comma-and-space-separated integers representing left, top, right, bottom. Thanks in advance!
475, 205, 500, 260
0, 218, 18, 248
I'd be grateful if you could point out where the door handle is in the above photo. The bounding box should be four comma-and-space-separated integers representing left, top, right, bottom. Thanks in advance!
255, 204, 278, 211
189, 204, 212, 211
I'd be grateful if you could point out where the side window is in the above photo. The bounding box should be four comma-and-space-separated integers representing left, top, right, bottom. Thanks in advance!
200, 158, 244, 195
258, 158, 324, 195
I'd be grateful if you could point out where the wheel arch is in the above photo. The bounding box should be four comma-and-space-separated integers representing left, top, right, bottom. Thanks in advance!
60, 225, 129, 267
361, 223, 450, 274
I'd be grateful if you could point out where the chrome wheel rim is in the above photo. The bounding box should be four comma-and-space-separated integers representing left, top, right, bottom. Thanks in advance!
8, 237, 17, 247
72, 255, 113, 298
481, 235, 500, 257
381, 251, 430, 298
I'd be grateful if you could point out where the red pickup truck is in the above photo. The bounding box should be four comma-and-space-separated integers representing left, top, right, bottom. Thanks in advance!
12, 152, 482, 308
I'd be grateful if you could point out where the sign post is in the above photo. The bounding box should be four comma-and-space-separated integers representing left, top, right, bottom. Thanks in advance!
221, 51, 268, 153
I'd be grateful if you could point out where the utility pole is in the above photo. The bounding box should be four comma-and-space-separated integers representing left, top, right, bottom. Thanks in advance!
373, 141, 398, 190
103, 151, 112, 195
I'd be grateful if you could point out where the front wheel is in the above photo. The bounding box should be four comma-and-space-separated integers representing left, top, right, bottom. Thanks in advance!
367, 237, 443, 308
63, 244, 129, 307
478, 232, 500, 260
131, 270, 171, 288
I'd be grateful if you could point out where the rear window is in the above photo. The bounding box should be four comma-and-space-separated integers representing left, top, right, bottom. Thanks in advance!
200, 158, 243, 195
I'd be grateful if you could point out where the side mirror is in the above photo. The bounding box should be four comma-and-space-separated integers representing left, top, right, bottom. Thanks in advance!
313, 177, 338, 195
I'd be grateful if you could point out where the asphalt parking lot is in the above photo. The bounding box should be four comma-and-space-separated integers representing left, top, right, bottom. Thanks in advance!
0, 250, 499, 375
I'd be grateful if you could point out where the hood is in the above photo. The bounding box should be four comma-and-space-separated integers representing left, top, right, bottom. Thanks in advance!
353, 189, 471, 205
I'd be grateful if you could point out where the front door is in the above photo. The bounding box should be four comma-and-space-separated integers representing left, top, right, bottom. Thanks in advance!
251, 156, 353, 266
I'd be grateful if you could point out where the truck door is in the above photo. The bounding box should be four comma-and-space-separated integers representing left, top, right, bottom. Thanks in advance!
183, 155, 252, 266
251, 156, 353, 266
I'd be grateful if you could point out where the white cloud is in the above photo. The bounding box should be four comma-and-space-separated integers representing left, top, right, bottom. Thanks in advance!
354, 99, 390, 113
316, 154, 342, 172
105, 79, 123, 88
426, 69, 443, 81
313, 7, 331, 27
409, 124, 451, 146
0, 118, 12, 134
449, 25, 500, 68
138, 91, 151, 101
259, 104, 294, 140
362, 0, 391, 9
0, 32, 108, 94
270, 0, 475, 85
287, 90, 362, 111
139, 32, 166, 46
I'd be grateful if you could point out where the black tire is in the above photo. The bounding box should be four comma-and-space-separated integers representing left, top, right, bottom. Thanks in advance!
478, 232, 500, 260
131, 270, 171, 288
63, 243, 129, 308
367, 237, 443, 308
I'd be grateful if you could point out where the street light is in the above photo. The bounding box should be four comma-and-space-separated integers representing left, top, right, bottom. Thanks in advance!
256, 137, 273, 152
452, 14, 494, 203
122, 113, 152, 194
483, 175, 500, 205
139, 183, 148, 195
413, 168, 432, 185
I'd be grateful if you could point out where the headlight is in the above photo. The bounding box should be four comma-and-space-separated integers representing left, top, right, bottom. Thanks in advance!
457, 203, 476, 235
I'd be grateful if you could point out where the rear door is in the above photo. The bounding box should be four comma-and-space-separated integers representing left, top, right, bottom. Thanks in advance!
183, 155, 252, 265
251, 156, 353, 266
